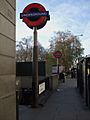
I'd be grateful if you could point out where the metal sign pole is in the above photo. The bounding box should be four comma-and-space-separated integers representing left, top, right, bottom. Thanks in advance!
57, 58, 59, 77
32, 27, 38, 107
20, 3, 50, 108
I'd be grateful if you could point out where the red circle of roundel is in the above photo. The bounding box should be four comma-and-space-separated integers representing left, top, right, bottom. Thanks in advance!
53, 51, 62, 58
23, 3, 47, 27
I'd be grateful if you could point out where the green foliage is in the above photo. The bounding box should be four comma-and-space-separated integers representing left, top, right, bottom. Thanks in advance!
47, 31, 84, 71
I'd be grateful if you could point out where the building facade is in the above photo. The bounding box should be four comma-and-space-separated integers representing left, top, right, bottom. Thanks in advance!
0, 0, 16, 120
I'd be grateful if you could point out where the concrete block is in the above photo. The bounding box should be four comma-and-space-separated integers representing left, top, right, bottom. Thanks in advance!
0, 0, 15, 24
6, 0, 16, 9
0, 75, 16, 97
0, 95, 16, 120
0, 56, 15, 75
0, 14, 15, 41
0, 34, 15, 57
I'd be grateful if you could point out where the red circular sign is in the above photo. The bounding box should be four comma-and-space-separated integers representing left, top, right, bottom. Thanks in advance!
22, 3, 49, 29
53, 51, 62, 58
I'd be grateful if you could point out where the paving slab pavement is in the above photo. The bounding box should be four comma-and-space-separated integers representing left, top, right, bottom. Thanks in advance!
19, 78, 90, 120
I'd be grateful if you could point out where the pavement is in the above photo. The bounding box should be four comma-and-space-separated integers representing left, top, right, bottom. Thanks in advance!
19, 78, 90, 120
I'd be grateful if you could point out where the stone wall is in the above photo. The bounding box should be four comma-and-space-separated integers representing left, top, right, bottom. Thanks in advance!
0, 0, 16, 120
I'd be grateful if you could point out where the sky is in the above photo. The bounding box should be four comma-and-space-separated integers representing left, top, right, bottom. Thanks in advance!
16, 0, 90, 56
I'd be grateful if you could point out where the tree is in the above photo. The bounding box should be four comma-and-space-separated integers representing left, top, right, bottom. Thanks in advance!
48, 31, 84, 71
16, 37, 33, 62
38, 42, 47, 60
16, 37, 47, 62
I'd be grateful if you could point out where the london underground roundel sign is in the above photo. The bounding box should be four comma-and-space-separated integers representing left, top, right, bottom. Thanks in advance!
53, 51, 62, 58
20, 3, 50, 29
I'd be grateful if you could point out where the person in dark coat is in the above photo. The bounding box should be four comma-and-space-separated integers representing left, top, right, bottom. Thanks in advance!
59, 72, 65, 82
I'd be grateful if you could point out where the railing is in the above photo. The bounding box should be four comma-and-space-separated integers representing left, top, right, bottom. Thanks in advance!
16, 74, 59, 105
